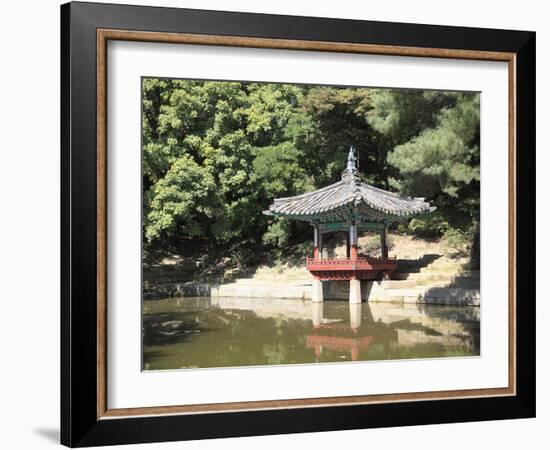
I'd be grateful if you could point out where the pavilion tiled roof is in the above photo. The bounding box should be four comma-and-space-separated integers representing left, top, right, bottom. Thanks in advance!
266, 170, 435, 224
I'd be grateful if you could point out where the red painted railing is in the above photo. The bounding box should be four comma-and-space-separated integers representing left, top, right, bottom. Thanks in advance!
305, 255, 397, 280
305, 255, 396, 265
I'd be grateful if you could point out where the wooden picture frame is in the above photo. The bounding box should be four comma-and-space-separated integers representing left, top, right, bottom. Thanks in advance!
61, 1, 535, 447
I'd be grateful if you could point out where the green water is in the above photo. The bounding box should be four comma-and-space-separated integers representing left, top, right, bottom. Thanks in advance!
142, 297, 480, 371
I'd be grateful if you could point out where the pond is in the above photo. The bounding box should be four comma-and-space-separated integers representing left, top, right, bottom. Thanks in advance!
142, 297, 480, 371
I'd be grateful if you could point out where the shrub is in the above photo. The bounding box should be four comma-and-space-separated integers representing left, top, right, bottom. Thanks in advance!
360, 232, 394, 256
442, 227, 470, 255
407, 212, 450, 237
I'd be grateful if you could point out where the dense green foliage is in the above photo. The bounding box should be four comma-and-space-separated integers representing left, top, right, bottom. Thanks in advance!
142, 79, 480, 267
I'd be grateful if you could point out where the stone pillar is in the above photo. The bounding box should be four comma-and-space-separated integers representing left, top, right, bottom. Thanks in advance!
349, 303, 362, 330
312, 301, 323, 328
349, 278, 362, 304
311, 278, 324, 303
380, 224, 389, 259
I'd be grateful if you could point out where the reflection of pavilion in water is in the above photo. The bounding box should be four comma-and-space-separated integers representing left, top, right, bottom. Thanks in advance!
308, 303, 372, 361
210, 297, 479, 361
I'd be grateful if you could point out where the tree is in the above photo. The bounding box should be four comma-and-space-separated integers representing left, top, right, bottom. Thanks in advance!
298, 86, 387, 186
144, 154, 215, 242
142, 78, 481, 264
142, 80, 311, 254
368, 90, 480, 227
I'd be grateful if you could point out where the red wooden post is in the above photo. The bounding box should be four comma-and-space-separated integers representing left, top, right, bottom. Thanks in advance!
380, 224, 389, 259
351, 345, 359, 361
315, 345, 321, 358
350, 222, 358, 261
313, 225, 320, 260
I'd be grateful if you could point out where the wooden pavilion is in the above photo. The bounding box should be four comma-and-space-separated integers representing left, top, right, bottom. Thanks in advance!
265, 147, 434, 303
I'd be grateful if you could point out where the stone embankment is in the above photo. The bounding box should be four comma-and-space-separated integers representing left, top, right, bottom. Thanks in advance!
144, 257, 480, 306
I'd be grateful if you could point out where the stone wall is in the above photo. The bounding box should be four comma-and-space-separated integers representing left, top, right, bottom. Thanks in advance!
146, 276, 479, 306
144, 255, 480, 306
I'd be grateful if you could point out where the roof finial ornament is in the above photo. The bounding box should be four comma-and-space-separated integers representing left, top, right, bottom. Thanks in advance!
346, 145, 358, 173
342, 145, 360, 184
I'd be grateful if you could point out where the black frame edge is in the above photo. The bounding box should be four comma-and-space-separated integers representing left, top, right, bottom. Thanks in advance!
62, 2, 101, 446
60, 2, 72, 447
60, 2, 536, 447
514, 32, 536, 417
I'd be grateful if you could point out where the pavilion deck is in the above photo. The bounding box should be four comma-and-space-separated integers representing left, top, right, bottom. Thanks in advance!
306, 255, 397, 280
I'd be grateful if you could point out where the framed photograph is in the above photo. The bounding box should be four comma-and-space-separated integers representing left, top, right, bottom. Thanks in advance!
61, 1, 535, 447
